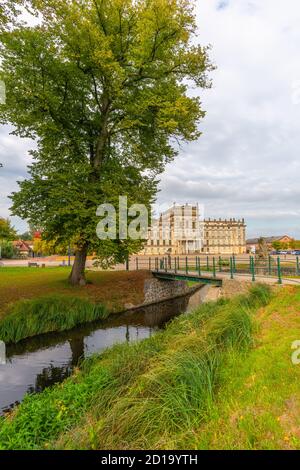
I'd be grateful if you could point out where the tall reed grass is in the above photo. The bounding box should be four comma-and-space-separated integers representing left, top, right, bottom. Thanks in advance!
0, 295, 108, 343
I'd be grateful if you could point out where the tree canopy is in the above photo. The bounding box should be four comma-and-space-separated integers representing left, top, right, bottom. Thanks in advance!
0, 0, 213, 284
0, 217, 17, 240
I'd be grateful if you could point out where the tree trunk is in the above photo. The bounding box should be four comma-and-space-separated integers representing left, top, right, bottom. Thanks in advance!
69, 245, 88, 286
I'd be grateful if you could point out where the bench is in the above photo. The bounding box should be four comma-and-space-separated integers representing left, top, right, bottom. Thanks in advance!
28, 262, 39, 267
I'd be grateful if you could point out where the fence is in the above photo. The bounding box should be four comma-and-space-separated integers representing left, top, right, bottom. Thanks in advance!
122, 255, 300, 284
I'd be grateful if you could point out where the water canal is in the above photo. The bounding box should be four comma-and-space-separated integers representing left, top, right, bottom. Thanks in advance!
0, 286, 206, 414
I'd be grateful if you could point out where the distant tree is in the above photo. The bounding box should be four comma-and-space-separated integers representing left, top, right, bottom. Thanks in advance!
272, 241, 282, 252
1, 0, 213, 285
30, 232, 71, 256
288, 239, 300, 250
0, 217, 17, 240
0, 240, 18, 259
281, 242, 289, 251
20, 231, 33, 241
256, 237, 268, 260
33, 237, 58, 256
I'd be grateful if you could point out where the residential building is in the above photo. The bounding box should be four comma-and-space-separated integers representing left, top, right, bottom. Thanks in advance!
246, 235, 294, 253
12, 240, 33, 257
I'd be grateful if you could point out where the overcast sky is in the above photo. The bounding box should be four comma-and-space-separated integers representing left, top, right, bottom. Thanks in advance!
1, 0, 300, 238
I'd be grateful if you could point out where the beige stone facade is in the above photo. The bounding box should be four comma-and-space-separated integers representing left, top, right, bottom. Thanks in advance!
142, 204, 202, 255
203, 218, 246, 255
141, 205, 246, 255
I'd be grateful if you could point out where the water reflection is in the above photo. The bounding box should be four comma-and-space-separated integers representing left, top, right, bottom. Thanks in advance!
0, 287, 203, 414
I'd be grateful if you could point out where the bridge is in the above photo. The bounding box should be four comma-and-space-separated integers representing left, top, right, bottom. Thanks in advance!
153, 270, 223, 286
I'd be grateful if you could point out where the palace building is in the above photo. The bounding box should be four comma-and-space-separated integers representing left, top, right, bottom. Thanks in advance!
203, 217, 246, 255
141, 204, 246, 255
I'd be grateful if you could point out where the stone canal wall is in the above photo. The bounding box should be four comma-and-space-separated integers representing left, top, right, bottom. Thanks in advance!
143, 277, 191, 305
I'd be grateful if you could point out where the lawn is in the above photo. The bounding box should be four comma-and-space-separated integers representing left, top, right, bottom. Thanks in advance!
0, 267, 150, 320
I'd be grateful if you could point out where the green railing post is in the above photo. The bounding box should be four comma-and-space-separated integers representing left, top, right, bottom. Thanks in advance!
213, 257, 216, 278
185, 256, 188, 274
268, 255, 272, 275
174, 257, 177, 274
251, 256, 256, 282
297, 256, 299, 276
156, 258, 159, 272
177, 256, 180, 271
195, 256, 198, 272
165, 257, 168, 272
136, 258, 139, 271
219, 256, 222, 272
233, 254, 236, 273
198, 257, 201, 276
277, 257, 282, 285
230, 257, 234, 279
206, 256, 209, 272
149, 257, 151, 271
126, 256, 129, 271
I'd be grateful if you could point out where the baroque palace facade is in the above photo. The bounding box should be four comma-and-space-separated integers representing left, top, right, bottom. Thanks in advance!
141, 204, 246, 255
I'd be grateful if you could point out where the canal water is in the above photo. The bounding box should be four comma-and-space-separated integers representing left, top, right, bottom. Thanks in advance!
0, 287, 206, 414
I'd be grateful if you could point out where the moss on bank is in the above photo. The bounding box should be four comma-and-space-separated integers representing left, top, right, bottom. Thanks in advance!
0, 284, 272, 450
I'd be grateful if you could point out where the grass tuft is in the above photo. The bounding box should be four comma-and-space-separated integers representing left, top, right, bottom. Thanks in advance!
0, 295, 108, 343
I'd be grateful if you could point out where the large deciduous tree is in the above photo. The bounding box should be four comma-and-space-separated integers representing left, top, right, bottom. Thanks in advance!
0, 0, 213, 285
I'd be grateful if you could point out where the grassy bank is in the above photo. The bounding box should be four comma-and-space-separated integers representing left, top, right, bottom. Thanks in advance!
195, 285, 300, 449
0, 295, 108, 343
0, 284, 273, 450
0, 267, 150, 320
0, 267, 150, 343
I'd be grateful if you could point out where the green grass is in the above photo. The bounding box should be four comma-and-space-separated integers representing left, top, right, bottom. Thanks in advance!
0, 295, 108, 343
0, 284, 273, 450
0, 267, 149, 320
194, 285, 300, 450
0, 267, 150, 342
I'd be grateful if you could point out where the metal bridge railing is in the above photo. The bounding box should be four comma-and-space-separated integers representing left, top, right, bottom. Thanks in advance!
122, 255, 300, 284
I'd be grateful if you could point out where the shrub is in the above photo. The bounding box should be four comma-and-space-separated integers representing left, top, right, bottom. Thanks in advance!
0, 240, 18, 259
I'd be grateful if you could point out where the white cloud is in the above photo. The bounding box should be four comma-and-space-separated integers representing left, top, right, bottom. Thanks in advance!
0, 0, 300, 238
157, 0, 300, 238
0, 126, 33, 232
